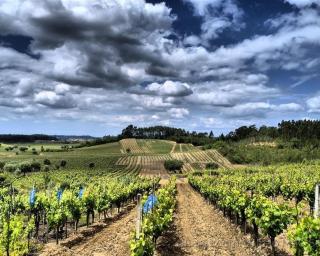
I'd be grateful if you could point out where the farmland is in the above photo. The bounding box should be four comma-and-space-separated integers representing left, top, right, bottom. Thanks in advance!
1, 137, 320, 256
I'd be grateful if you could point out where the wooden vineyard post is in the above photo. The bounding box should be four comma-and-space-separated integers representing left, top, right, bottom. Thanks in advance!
314, 184, 320, 218
136, 194, 142, 239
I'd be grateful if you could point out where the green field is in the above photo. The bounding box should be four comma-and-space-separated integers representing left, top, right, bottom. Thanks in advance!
136, 139, 174, 154
0, 142, 123, 170
172, 143, 199, 153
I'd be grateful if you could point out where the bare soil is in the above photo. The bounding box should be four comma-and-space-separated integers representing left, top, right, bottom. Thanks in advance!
40, 205, 136, 256
156, 181, 265, 256
39, 179, 292, 256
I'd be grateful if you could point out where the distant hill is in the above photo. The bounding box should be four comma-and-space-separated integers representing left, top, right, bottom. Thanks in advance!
55, 135, 98, 142
0, 134, 58, 143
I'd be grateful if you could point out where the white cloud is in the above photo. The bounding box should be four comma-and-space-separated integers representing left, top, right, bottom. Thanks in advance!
183, 0, 244, 44
145, 80, 193, 97
55, 83, 70, 94
189, 82, 279, 107
168, 108, 189, 118
307, 95, 320, 112
34, 90, 76, 108
224, 102, 303, 117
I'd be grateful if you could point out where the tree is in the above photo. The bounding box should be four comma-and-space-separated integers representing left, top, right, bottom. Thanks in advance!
209, 131, 214, 139
0, 161, 5, 170
60, 160, 67, 168
43, 159, 51, 165
164, 160, 183, 173
19, 147, 28, 152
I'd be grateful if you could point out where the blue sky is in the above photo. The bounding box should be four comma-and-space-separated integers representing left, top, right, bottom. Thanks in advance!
0, 0, 319, 136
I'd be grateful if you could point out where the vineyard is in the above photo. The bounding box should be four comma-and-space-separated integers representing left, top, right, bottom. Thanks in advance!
1, 138, 320, 255
0, 167, 156, 256
115, 148, 232, 176
170, 149, 233, 170
189, 162, 320, 255
120, 139, 145, 154
120, 139, 175, 154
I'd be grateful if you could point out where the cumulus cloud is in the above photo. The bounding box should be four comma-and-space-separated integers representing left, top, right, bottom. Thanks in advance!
0, 0, 176, 89
34, 90, 76, 108
168, 108, 189, 118
0, 0, 317, 133
141, 81, 192, 97
189, 79, 279, 107
224, 102, 303, 118
183, 0, 244, 45
307, 95, 320, 112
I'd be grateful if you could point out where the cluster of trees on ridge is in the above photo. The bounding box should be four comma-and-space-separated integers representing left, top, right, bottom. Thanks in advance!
219, 120, 320, 144
76, 120, 320, 149
0, 134, 57, 143
120, 125, 214, 145
207, 120, 320, 165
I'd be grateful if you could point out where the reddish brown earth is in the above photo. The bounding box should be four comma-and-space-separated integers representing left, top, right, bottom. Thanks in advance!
40, 179, 292, 256
40, 205, 135, 256
156, 181, 266, 256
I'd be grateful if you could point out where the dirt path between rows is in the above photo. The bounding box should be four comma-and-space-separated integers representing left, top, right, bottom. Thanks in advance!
40, 205, 135, 256
72, 209, 135, 255
156, 181, 264, 256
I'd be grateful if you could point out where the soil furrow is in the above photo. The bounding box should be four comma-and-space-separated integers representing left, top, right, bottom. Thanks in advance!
157, 181, 262, 256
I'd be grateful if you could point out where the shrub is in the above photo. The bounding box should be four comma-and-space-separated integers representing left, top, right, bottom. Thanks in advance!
205, 162, 219, 169
0, 175, 6, 185
4, 163, 20, 172
89, 162, 95, 168
30, 161, 41, 172
164, 160, 183, 173
0, 161, 5, 170
19, 162, 33, 174
19, 147, 28, 152
60, 160, 67, 167
43, 159, 51, 165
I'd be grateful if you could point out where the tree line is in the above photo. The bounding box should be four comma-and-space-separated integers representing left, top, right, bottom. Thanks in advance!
120, 125, 214, 145
0, 134, 57, 143
220, 120, 320, 144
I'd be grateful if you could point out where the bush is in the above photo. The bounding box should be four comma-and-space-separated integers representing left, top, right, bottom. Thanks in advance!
60, 160, 67, 167
30, 161, 41, 172
0, 161, 5, 170
19, 147, 28, 152
205, 162, 219, 169
0, 175, 6, 185
89, 162, 95, 168
164, 160, 183, 173
43, 159, 51, 165
43, 165, 50, 172
4, 163, 20, 173
19, 162, 33, 174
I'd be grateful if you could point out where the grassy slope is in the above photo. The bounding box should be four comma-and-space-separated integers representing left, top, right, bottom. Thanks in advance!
136, 139, 174, 154
173, 143, 199, 153
0, 142, 123, 170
